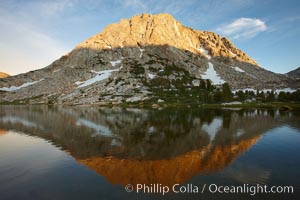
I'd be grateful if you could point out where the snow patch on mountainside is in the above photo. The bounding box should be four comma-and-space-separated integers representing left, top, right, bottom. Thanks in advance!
201, 62, 225, 85
233, 88, 255, 93
198, 47, 211, 60
148, 73, 156, 79
248, 73, 258, 79
53, 69, 61, 73
109, 58, 122, 67
233, 88, 297, 94
275, 88, 297, 93
138, 47, 145, 58
231, 66, 258, 78
0, 79, 44, 92
232, 66, 245, 73
76, 68, 120, 88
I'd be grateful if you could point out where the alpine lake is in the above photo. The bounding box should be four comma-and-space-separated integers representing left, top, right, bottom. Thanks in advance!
0, 105, 299, 200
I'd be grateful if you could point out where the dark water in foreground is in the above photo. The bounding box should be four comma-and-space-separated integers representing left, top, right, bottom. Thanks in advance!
0, 105, 299, 200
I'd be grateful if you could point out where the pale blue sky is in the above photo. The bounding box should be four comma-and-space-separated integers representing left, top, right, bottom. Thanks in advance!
0, 0, 299, 75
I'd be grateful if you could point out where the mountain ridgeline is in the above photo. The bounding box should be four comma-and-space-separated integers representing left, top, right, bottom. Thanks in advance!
0, 13, 299, 105
287, 67, 300, 79
0, 72, 10, 79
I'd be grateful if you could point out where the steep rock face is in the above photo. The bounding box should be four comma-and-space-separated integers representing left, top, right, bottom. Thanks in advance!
74, 13, 256, 65
0, 14, 298, 104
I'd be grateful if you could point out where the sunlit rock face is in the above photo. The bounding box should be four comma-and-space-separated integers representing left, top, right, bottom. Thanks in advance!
75, 13, 256, 65
0, 72, 10, 78
1, 14, 297, 104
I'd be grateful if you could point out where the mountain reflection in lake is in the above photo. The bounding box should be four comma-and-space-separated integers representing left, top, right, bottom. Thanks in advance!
0, 106, 299, 200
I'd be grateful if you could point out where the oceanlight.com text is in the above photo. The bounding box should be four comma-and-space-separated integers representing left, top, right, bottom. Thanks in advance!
124, 183, 294, 196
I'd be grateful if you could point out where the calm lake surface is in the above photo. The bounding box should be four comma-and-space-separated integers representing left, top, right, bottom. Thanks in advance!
0, 105, 299, 200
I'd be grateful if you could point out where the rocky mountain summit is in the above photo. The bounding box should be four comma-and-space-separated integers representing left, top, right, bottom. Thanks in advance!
0, 13, 299, 105
76, 13, 256, 65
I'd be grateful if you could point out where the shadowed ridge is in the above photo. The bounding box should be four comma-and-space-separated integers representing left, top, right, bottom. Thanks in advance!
0, 44, 295, 105
287, 67, 300, 79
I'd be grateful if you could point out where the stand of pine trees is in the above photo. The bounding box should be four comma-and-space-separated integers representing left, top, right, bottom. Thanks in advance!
199, 81, 300, 103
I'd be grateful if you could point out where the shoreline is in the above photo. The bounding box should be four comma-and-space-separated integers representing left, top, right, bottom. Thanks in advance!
1, 101, 300, 109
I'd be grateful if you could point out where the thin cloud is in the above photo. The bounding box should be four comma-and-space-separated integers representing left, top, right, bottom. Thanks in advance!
0, 1, 70, 75
217, 18, 267, 39
286, 16, 300, 22
0, 18, 68, 75
124, 0, 147, 10
38, 0, 74, 16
